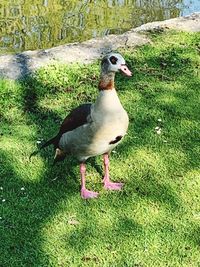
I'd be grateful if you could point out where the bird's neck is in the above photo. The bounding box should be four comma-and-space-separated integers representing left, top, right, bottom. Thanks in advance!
94, 87, 122, 113
98, 72, 115, 91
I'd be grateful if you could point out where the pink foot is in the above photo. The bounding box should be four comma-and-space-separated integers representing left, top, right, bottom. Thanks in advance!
104, 181, 124, 190
81, 189, 99, 199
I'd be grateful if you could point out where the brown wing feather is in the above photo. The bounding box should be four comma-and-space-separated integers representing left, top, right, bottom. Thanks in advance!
48, 103, 92, 149
59, 103, 92, 136
39, 104, 92, 150
30, 104, 92, 160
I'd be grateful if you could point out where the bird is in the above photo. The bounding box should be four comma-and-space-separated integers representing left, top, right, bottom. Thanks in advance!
31, 52, 132, 199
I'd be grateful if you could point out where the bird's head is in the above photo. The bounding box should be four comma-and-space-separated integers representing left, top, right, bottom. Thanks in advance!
101, 53, 132, 77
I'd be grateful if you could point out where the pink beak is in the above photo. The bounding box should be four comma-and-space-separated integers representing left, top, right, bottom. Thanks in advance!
120, 64, 132, 77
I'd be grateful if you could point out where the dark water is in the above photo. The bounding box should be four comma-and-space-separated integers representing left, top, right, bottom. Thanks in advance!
0, 0, 200, 54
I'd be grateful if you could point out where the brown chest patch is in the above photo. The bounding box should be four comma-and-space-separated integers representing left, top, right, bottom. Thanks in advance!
98, 80, 114, 91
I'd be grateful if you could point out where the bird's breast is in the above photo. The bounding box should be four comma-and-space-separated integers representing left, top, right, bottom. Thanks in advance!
87, 109, 129, 154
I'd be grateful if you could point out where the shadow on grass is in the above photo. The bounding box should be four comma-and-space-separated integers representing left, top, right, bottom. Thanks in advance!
0, 148, 80, 266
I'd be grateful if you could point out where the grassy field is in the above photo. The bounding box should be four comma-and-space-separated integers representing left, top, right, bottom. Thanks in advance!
0, 30, 200, 267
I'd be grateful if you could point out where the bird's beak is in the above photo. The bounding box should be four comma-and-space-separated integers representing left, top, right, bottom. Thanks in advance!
120, 64, 132, 77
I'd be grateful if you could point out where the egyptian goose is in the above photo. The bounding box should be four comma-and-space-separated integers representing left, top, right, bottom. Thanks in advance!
34, 53, 132, 199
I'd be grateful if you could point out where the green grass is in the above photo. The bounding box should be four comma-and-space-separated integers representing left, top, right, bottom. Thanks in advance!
0, 30, 200, 267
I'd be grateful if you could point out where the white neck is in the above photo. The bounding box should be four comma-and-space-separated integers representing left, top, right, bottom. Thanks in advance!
94, 89, 123, 112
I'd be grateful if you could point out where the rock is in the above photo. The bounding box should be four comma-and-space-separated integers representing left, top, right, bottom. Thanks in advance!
134, 12, 200, 33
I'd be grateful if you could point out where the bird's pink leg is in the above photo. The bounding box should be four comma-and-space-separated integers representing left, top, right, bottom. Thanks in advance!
80, 163, 99, 199
103, 154, 124, 190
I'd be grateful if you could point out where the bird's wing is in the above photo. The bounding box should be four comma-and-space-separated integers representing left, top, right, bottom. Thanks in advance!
59, 103, 92, 136
30, 103, 92, 157
52, 103, 92, 163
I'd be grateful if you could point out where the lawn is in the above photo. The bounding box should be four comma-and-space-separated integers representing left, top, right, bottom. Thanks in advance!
0, 30, 200, 267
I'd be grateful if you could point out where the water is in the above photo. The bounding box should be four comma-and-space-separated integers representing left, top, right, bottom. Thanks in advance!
0, 0, 200, 54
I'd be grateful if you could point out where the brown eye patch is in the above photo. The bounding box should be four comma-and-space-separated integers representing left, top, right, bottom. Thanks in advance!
109, 56, 118, 65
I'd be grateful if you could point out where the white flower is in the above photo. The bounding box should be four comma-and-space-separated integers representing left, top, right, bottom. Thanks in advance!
157, 118, 162, 122
2, 199, 5, 202
0, 187, 3, 190
21, 187, 25, 191
36, 140, 42, 144
156, 128, 162, 135
155, 126, 162, 135
68, 219, 80, 225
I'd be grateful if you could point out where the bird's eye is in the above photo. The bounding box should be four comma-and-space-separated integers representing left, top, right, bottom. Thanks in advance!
109, 56, 118, 65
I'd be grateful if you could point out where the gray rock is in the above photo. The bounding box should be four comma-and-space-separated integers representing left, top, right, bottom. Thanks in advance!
134, 12, 200, 33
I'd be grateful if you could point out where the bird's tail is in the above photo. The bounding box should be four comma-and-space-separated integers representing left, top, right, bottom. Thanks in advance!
29, 136, 58, 160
